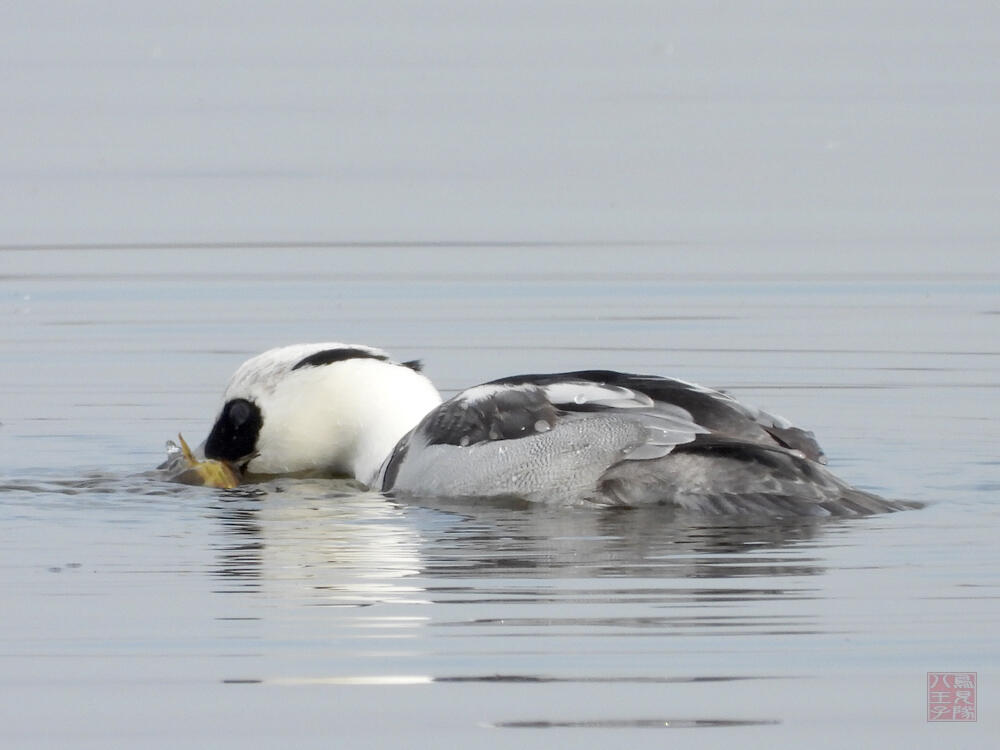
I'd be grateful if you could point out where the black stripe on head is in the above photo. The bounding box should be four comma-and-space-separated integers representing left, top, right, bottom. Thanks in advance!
204, 398, 263, 464
291, 347, 390, 371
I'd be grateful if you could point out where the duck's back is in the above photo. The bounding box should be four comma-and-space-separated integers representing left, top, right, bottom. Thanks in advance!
379, 370, 910, 516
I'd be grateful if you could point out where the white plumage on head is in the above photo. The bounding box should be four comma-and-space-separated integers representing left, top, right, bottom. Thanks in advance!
204, 342, 441, 484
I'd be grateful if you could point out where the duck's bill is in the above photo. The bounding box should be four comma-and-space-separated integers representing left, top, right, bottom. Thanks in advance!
160, 433, 242, 489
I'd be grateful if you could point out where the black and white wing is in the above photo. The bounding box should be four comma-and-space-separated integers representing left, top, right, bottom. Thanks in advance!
378, 375, 710, 491
425, 380, 705, 451
491, 370, 826, 463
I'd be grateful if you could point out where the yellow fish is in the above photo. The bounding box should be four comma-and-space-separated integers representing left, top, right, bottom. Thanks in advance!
169, 433, 242, 489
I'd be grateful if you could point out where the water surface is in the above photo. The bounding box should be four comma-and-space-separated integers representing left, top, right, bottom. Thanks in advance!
2, 248, 998, 749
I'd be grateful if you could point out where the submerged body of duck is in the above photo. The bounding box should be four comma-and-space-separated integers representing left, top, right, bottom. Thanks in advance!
199, 343, 907, 517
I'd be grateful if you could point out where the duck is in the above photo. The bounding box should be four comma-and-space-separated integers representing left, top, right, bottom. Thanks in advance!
201, 342, 908, 516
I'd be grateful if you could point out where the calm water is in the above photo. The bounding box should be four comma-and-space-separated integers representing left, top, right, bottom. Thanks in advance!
3, 1, 1000, 746
2, 248, 998, 749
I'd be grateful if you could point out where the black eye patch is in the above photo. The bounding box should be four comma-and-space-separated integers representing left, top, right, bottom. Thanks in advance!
204, 398, 263, 463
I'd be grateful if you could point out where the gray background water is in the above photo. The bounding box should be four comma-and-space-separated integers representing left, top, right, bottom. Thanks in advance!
2, 2, 999, 747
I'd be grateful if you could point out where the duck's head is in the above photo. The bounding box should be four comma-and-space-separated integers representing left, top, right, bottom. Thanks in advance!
203, 343, 442, 484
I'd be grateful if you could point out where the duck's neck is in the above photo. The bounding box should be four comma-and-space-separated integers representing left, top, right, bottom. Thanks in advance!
335, 362, 441, 486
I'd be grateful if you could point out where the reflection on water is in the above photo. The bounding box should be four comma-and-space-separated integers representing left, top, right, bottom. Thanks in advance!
212, 498, 265, 586
205, 479, 829, 598
171, 476, 834, 730
208, 485, 830, 580
209, 482, 427, 607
